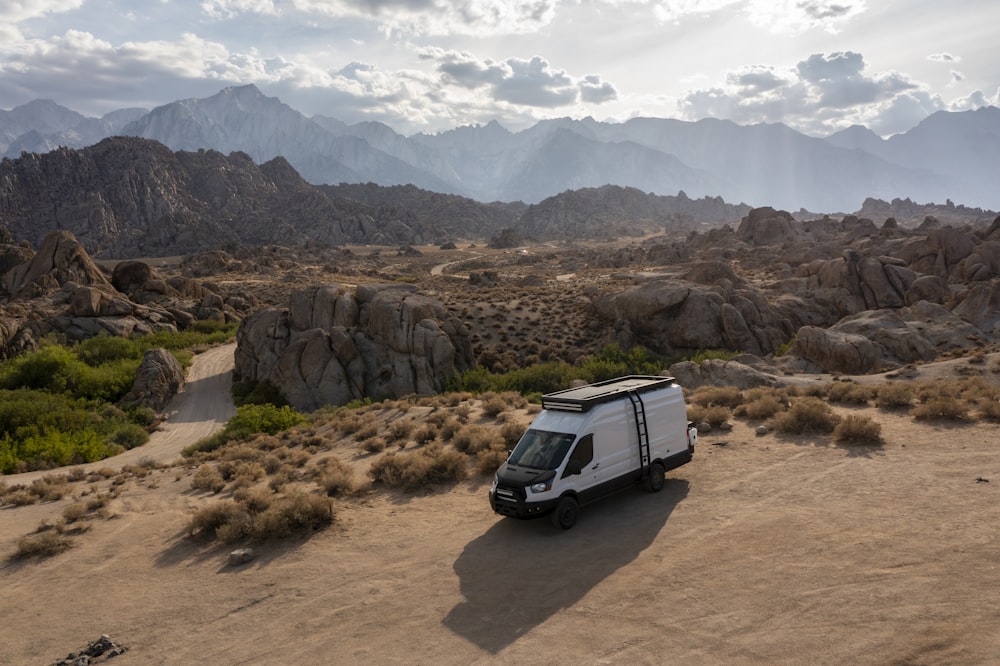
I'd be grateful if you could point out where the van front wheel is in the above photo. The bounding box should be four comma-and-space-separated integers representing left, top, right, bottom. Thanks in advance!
645, 462, 666, 493
550, 496, 579, 530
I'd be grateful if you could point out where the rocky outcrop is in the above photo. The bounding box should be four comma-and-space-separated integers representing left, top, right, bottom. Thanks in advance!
669, 359, 780, 390
0, 231, 250, 359
234, 283, 474, 411
590, 274, 794, 357
790, 304, 985, 374
120, 348, 185, 411
790, 249, 917, 321
791, 326, 881, 374
736, 207, 801, 246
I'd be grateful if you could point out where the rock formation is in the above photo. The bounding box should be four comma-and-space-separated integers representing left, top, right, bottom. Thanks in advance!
234, 283, 474, 411
120, 348, 185, 411
589, 265, 795, 357
0, 229, 251, 358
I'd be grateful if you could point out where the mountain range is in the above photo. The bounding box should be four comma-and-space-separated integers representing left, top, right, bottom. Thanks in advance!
2, 84, 999, 212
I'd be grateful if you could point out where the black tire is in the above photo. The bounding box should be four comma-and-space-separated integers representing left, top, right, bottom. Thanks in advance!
550, 495, 579, 530
645, 462, 666, 493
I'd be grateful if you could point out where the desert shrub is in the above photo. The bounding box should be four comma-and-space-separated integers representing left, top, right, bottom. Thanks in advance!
232, 487, 274, 514
62, 502, 88, 523
452, 424, 497, 454
497, 362, 575, 395
369, 444, 468, 490
186, 501, 251, 541
437, 417, 461, 442
875, 383, 914, 409
476, 445, 510, 476
229, 462, 267, 489
825, 382, 875, 405
12, 531, 73, 560
412, 424, 439, 445
480, 394, 508, 418
386, 420, 414, 443
425, 410, 451, 428
225, 404, 305, 440
106, 423, 149, 450
913, 397, 968, 421
977, 399, 1000, 421
689, 386, 743, 408
770, 397, 841, 434
317, 457, 355, 497
251, 493, 333, 540
362, 437, 389, 453
453, 404, 472, 423
686, 404, 707, 424
353, 415, 380, 442
734, 394, 784, 420
832, 415, 883, 445
184, 403, 305, 455
191, 464, 226, 493
500, 422, 525, 449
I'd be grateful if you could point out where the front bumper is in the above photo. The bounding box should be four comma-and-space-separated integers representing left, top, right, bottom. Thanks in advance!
489, 487, 560, 519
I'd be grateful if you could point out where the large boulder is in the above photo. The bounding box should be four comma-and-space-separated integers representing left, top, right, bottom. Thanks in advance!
669, 359, 780, 391
790, 326, 881, 375
590, 278, 793, 357
3, 230, 113, 298
736, 207, 801, 246
234, 283, 475, 411
120, 348, 185, 411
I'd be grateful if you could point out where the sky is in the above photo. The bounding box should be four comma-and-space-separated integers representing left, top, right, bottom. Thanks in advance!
2, 0, 999, 137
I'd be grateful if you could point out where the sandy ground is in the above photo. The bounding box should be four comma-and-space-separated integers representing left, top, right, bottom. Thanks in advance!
3, 371, 1000, 665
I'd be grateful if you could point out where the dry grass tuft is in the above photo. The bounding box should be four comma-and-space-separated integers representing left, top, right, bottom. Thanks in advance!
912, 397, 968, 421
875, 383, 914, 409
833, 415, 883, 445
369, 443, 468, 490
689, 386, 743, 408
770, 397, 841, 434
12, 530, 73, 560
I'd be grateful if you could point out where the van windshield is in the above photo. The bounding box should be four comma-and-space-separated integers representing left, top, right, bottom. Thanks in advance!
508, 429, 576, 470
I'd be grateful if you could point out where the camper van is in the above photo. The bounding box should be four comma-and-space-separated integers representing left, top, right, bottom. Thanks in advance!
489, 375, 696, 529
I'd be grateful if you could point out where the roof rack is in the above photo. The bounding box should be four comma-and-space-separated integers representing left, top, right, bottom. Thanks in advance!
541, 375, 676, 412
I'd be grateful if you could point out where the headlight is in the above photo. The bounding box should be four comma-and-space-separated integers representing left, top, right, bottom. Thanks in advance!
529, 478, 554, 493
490, 474, 499, 492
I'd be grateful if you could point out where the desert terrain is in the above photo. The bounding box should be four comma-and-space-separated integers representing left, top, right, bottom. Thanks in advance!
3, 236, 1000, 665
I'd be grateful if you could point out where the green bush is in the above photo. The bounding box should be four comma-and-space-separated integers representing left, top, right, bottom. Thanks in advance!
183, 404, 305, 456
106, 423, 150, 450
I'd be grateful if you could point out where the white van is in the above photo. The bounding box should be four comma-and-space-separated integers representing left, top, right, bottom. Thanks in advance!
489, 375, 696, 529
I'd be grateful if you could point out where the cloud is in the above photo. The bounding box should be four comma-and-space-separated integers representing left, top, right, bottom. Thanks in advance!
422, 48, 617, 109
288, 0, 558, 36
927, 52, 960, 63
679, 50, 930, 136
0, 0, 84, 22
951, 70, 964, 83
201, 0, 278, 19
744, 0, 867, 33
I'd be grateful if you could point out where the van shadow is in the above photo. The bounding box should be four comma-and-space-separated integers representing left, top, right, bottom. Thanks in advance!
443, 479, 689, 653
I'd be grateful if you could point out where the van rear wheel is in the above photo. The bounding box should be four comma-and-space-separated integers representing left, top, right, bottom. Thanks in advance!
550, 496, 579, 530
645, 462, 666, 493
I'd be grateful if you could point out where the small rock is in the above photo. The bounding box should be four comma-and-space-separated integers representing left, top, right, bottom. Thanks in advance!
228, 548, 255, 566
756, 425, 769, 436
718, 421, 733, 431
696, 422, 711, 434
976, 477, 990, 483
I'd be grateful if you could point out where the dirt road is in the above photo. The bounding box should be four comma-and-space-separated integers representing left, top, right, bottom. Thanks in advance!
5, 343, 236, 485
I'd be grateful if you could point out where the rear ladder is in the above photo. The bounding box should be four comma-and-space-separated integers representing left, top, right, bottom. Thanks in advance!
627, 390, 651, 477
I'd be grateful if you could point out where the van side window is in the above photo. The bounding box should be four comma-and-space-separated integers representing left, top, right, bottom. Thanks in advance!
563, 434, 594, 477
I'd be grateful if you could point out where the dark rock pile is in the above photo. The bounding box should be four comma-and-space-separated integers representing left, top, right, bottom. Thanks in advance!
53, 634, 127, 665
